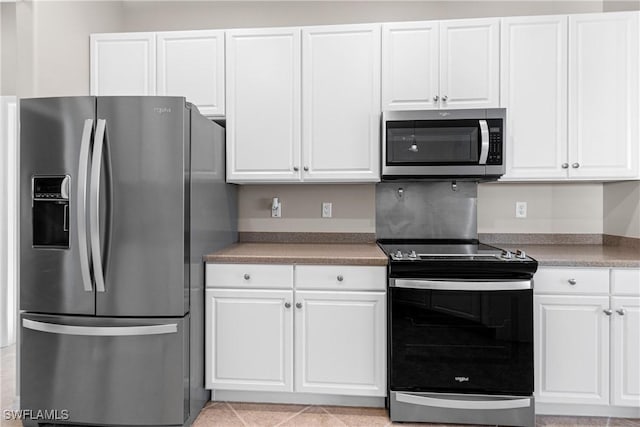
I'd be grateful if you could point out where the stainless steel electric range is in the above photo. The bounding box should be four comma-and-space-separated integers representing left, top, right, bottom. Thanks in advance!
376, 182, 538, 427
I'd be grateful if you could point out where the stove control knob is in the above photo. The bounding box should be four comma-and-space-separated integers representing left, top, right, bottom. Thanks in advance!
516, 250, 527, 259
501, 250, 513, 260
394, 250, 403, 259
408, 250, 417, 259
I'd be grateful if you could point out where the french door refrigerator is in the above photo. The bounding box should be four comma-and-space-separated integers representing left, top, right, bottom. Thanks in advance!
19, 96, 237, 427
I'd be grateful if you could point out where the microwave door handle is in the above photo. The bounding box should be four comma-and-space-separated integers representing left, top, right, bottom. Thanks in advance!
479, 119, 489, 164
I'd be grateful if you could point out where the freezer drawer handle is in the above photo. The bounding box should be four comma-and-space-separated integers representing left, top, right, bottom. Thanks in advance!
77, 119, 94, 292
395, 393, 531, 410
90, 119, 107, 293
23, 319, 177, 336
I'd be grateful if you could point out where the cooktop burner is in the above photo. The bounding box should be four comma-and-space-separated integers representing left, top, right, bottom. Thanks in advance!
377, 239, 538, 280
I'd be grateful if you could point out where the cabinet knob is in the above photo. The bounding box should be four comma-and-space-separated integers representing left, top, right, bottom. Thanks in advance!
433, 95, 439, 102
561, 163, 569, 169
442, 95, 448, 102
303, 166, 309, 172
337, 275, 344, 282
604, 308, 613, 316
243, 274, 250, 280
572, 163, 580, 168
293, 166, 299, 171
284, 302, 291, 309
568, 278, 577, 285
296, 302, 302, 309
616, 308, 626, 316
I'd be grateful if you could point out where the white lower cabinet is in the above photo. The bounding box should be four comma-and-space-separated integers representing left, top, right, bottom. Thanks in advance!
205, 288, 293, 392
534, 267, 640, 415
295, 291, 386, 396
205, 263, 387, 398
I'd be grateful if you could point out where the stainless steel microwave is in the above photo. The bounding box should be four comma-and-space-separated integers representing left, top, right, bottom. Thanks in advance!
382, 108, 506, 180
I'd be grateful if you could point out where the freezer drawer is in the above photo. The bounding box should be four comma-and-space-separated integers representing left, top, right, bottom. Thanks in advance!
20, 313, 189, 426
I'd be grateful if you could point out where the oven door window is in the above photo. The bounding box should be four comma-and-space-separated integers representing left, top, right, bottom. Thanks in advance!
390, 288, 533, 396
386, 120, 481, 165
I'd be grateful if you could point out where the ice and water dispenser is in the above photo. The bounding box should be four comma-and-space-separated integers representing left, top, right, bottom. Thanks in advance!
32, 176, 70, 248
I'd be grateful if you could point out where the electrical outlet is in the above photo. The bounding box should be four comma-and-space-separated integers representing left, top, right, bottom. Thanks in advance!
515, 201, 527, 218
322, 202, 332, 218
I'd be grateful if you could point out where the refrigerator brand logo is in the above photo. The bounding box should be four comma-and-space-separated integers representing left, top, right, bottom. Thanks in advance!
455, 376, 470, 383
153, 107, 172, 114
439, 112, 451, 117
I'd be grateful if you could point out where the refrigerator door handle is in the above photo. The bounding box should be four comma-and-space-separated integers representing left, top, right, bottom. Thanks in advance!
77, 119, 93, 292
23, 319, 177, 336
90, 119, 107, 293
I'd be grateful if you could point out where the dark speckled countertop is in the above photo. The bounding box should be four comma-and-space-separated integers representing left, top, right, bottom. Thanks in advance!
502, 244, 640, 268
204, 243, 388, 266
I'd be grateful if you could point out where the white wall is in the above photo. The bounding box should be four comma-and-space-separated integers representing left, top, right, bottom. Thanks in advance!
15, 1, 123, 98
477, 183, 604, 234
604, 181, 640, 238
1, 4, 17, 95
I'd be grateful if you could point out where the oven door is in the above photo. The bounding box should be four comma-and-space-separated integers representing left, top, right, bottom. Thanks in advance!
389, 279, 533, 396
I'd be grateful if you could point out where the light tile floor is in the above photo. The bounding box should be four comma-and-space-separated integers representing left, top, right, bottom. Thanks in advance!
2, 345, 639, 427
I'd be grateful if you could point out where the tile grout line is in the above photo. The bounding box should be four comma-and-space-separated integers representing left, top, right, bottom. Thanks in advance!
226, 401, 249, 427
273, 405, 312, 427
319, 406, 349, 426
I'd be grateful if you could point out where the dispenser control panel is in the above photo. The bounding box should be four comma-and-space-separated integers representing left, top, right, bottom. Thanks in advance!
32, 176, 70, 248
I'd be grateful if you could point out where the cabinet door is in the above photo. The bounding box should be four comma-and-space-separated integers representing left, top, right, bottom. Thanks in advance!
302, 24, 380, 182
439, 18, 500, 109
205, 289, 293, 392
381, 21, 439, 111
157, 30, 225, 116
226, 28, 301, 183
534, 294, 610, 405
501, 16, 568, 180
568, 12, 639, 179
90, 33, 156, 96
294, 291, 386, 396
611, 296, 640, 407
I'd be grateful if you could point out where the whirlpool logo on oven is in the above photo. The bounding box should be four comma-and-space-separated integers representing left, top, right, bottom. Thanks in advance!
455, 376, 470, 383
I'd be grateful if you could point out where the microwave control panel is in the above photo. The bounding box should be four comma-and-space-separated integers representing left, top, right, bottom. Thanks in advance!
487, 121, 503, 165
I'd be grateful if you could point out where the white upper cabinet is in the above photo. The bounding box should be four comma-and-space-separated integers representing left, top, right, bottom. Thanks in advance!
225, 28, 301, 183
381, 21, 439, 110
439, 18, 500, 109
91, 30, 225, 115
568, 12, 639, 179
90, 33, 156, 96
382, 18, 499, 110
502, 11, 639, 181
301, 24, 381, 182
157, 30, 225, 116
501, 16, 568, 179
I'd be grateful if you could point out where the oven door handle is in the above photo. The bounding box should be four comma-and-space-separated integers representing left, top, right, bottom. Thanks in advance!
391, 279, 532, 291
395, 393, 532, 410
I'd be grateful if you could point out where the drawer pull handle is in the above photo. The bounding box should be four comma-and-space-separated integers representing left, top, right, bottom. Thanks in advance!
284, 302, 291, 309
616, 308, 626, 316
604, 309, 613, 316
296, 302, 302, 309
337, 275, 344, 282
243, 274, 250, 280
568, 279, 577, 285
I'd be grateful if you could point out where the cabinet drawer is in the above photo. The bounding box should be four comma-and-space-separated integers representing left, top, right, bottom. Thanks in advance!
612, 269, 640, 296
534, 267, 609, 295
295, 265, 386, 291
206, 264, 293, 289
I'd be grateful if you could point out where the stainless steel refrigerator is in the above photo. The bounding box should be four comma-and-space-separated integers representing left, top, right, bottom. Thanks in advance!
19, 96, 237, 427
